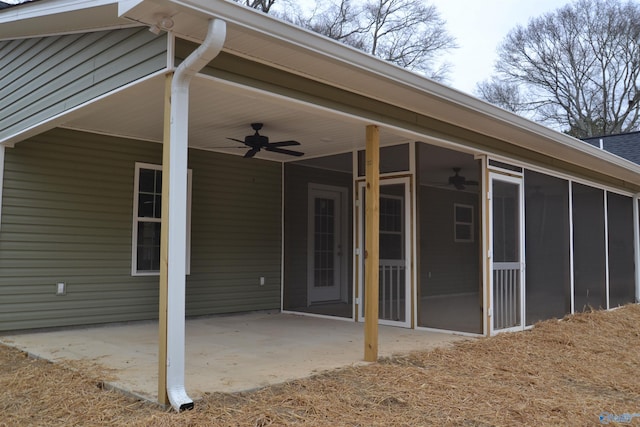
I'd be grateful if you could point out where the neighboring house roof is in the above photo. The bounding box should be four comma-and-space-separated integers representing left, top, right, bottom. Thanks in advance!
583, 132, 640, 165
0, 0, 38, 9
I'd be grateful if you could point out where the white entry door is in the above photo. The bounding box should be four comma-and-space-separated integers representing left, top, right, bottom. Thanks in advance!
489, 173, 525, 334
357, 177, 412, 328
307, 184, 347, 304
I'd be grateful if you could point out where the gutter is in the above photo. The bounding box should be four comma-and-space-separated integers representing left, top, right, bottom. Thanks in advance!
166, 17, 225, 412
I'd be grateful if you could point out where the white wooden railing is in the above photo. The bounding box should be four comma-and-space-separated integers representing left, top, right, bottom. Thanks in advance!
379, 260, 405, 322
493, 262, 520, 329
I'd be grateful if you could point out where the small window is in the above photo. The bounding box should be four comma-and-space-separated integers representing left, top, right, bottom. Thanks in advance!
132, 163, 192, 275
454, 204, 474, 243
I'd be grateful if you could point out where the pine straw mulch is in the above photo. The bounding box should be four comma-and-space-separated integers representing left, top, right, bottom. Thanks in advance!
2, 305, 640, 427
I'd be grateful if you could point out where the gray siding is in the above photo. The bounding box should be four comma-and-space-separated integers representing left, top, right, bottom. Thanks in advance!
0, 28, 167, 141
0, 128, 281, 332
186, 149, 282, 315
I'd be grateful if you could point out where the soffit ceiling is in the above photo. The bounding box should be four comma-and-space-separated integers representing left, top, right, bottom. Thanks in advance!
61, 73, 419, 162
61, 73, 478, 187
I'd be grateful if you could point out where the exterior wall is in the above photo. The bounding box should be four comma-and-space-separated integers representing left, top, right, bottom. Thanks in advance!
0, 128, 281, 332
186, 148, 282, 316
0, 28, 167, 141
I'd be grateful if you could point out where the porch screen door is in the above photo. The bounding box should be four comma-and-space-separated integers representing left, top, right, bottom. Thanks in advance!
358, 178, 411, 328
490, 173, 525, 333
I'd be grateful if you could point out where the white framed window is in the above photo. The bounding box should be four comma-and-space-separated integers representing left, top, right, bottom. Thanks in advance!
454, 203, 474, 243
132, 162, 192, 276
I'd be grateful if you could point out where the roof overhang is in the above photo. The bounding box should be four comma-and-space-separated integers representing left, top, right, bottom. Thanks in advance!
2, 0, 640, 188
116, 0, 640, 187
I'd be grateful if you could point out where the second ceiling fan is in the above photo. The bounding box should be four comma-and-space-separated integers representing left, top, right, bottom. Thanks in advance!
448, 167, 478, 190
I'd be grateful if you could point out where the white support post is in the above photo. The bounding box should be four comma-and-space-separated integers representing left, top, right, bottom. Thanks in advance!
603, 191, 610, 309
634, 195, 640, 304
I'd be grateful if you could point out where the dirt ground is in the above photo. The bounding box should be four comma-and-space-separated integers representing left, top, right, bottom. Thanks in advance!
1, 305, 640, 427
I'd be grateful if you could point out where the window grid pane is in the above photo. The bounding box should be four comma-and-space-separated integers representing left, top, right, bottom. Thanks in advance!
314, 198, 335, 287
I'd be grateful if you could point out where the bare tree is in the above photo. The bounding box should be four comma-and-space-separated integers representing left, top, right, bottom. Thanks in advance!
282, 0, 457, 81
240, 0, 276, 13
483, 0, 640, 138
475, 77, 526, 114
233, 0, 456, 81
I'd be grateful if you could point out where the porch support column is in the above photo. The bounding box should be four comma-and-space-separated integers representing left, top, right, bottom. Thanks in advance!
364, 125, 380, 362
158, 72, 173, 406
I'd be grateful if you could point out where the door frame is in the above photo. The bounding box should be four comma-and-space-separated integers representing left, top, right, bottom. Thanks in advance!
356, 176, 412, 328
307, 183, 349, 305
488, 172, 526, 335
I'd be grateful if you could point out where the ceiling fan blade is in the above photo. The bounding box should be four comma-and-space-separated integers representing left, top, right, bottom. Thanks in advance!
227, 137, 248, 145
265, 146, 304, 157
244, 148, 260, 158
465, 180, 479, 186
268, 140, 300, 147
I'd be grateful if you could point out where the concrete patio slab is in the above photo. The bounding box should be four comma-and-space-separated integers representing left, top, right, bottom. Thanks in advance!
0, 312, 468, 402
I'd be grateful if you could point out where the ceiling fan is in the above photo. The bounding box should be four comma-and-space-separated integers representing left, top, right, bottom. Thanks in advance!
227, 123, 304, 158
448, 167, 479, 190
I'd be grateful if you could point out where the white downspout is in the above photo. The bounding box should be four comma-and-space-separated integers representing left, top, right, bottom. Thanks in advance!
0, 145, 4, 231
167, 18, 226, 412
633, 194, 640, 304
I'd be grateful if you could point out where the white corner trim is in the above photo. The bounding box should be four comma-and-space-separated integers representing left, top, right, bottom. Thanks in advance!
0, 146, 5, 231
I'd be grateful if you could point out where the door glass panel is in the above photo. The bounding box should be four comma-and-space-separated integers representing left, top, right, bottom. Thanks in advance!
314, 198, 335, 288
492, 179, 522, 330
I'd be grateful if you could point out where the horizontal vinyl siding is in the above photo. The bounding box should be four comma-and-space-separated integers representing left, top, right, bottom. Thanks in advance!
0, 128, 282, 331
186, 150, 282, 315
0, 28, 166, 141
0, 128, 162, 331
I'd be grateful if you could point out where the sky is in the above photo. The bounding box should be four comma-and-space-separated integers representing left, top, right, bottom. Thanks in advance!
287, 0, 575, 95
428, 0, 573, 94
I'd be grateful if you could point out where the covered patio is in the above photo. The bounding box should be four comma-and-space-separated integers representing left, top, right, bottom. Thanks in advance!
0, 312, 465, 402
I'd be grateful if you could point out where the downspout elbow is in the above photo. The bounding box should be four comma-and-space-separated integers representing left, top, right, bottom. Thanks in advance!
174, 18, 226, 88
166, 18, 226, 413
